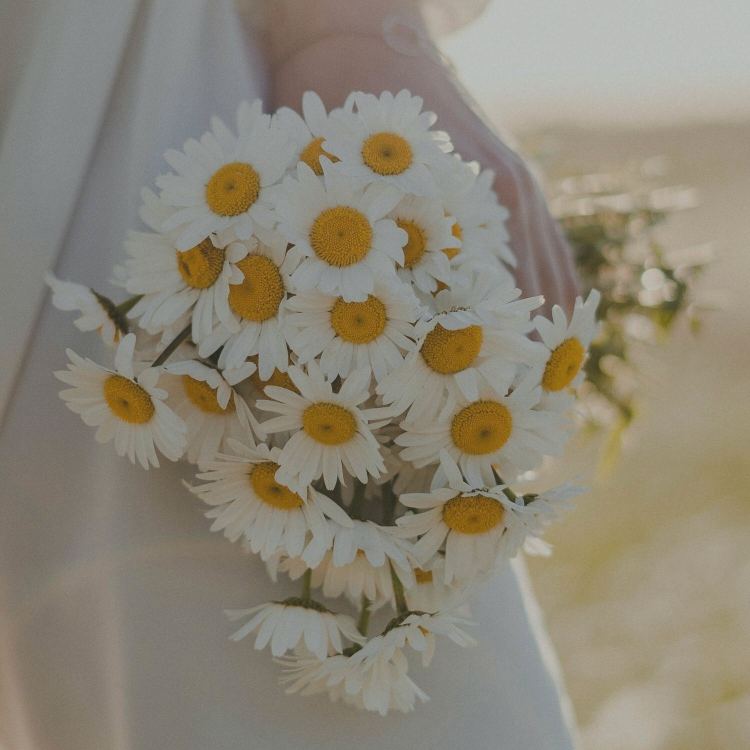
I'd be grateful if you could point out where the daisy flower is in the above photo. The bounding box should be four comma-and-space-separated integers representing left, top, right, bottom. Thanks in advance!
46, 274, 128, 346
441, 162, 515, 272
272, 159, 407, 302
125, 188, 250, 343
279, 649, 429, 716
275, 91, 339, 175
304, 520, 419, 607
534, 289, 601, 395
188, 441, 352, 562
157, 100, 293, 250
396, 452, 526, 582
323, 89, 452, 195
403, 556, 472, 615
227, 600, 364, 661
55, 334, 186, 469
256, 363, 390, 491
162, 360, 261, 467
197, 229, 300, 378
396, 371, 568, 487
377, 275, 546, 421
285, 279, 419, 384
385, 193, 457, 293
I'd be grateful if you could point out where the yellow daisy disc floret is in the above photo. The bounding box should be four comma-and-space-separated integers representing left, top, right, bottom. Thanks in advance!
176, 239, 226, 290
443, 494, 505, 534
396, 219, 427, 269
451, 400, 513, 455
330, 295, 387, 344
205, 162, 261, 217
421, 324, 483, 374
182, 375, 235, 415
542, 337, 585, 392
361, 132, 413, 176
414, 568, 434, 584
229, 255, 285, 322
310, 206, 373, 267
103, 374, 155, 424
302, 403, 357, 446
250, 462, 304, 510
299, 137, 339, 176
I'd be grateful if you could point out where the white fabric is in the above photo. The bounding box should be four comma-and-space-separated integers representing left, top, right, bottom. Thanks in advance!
0, 1, 579, 747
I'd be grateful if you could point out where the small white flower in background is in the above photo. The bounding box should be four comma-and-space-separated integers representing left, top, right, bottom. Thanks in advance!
275, 91, 338, 176
157, 100, 293, 250
125, 188, 251, 344
257, 363, 391, 491
377, 273, 546, 422
534, 289, 602, 395
227, 599, 364, 661
387, 193, 457, 293
46, 274, 128, 346
403, 556, 473, 615
273, 159, 407, 303
285, 278, 420, 383
396, 370, 568, 488
196, 228, 300, 378
55, 334, 186, 468
187, 441, 352, 562
323, 89, 452, 196
162, 360, 262, 468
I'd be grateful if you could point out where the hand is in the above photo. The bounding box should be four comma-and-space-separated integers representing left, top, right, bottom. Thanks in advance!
265, 10, 581, 314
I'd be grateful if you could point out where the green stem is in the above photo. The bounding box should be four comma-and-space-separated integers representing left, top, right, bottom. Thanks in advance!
301, 568, 312, 601
389, 562, 408, 615
152, 324, 192, 368
493, 468, 522, 505
357, 596, 372, 637
350, 480, 367, 520
381, 480, 398, 526
116, 294, 143, 315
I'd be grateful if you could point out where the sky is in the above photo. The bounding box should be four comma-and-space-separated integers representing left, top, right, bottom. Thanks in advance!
441, 0, 750, 127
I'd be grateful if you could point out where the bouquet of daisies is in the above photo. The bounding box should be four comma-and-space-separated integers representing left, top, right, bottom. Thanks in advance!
49, 90, 599, 716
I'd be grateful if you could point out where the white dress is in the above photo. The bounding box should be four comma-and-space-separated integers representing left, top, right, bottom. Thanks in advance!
0, 1, 579, 747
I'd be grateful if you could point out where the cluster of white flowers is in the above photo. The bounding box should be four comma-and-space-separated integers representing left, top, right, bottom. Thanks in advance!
50, 90, 599, 714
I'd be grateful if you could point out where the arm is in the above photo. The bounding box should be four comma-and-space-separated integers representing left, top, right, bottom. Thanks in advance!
263, 0, 581, 312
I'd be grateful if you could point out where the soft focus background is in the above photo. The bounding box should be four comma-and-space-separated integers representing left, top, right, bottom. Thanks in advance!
442, 3, 750, 748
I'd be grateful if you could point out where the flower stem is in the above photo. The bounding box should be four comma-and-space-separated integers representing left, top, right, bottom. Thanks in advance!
152, 324, 192, 368
493, 468, 522, 505
389, 562, 408, 615
357, 596, 372, 637
301, 568, 312, 601
381, 480, 398, 526
350, 480, 367, 520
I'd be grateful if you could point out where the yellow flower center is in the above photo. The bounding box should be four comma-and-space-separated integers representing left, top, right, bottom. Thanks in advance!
451, 401, 513, 455
249, 365, 299, 395
542, 337, 586, 392
205, 162, 260, 217
330, 295, 387, 344
302, 402, 357, 446
250, 462, 304, 510
414, 568, 434, 585
361, 132, 413, 175
103, 374, 155, 424
299, 137, 339, 175
421, 324, 483, 374
443, 494, 504, 534
228, 255, 285, 322
182, 375, 235, 414
396, 219, 427, 269
310, 206, 372, 267
176, 239, 226, 289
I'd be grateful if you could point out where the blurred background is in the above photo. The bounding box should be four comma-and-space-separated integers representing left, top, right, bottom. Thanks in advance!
441, 2, 750, 747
